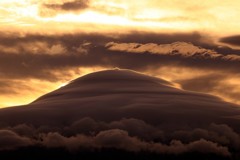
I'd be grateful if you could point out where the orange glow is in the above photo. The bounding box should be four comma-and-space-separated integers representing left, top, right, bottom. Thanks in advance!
0, 67, 106, 108
0, 0, 239, 36
0, 79, 63, 108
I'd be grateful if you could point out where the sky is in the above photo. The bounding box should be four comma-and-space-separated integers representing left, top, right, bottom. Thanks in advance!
0, 0, 240, 107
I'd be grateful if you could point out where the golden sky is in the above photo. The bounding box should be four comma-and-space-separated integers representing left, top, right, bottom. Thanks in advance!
0, 0, 240, 108
0, 0, 239, 36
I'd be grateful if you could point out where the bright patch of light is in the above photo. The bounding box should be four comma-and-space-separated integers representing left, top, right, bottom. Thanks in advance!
42, 11, 131, 26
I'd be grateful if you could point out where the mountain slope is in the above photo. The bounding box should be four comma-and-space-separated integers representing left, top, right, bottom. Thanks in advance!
0, 69, 240, 159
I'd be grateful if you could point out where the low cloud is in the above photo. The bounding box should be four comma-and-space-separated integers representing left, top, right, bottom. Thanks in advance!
0, 130, 33, 150
106, 42, 240, 61
41, 132, 94, 150
172, 124, 240, 150
0, 119, 235, 157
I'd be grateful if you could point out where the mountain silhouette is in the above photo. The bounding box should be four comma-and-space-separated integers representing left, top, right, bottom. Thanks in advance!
0, 69, 239, 129
1, 69, 240, 159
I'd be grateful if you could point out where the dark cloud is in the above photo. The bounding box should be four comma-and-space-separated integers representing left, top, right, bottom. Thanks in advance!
172, 123, 240, 150
0, 34, 240, 82
41, 132, 93, 150
0, 123, 233, 157
220, 35, 240, 47
108, 118, 162, 140
0, 130, 33, 150
9, 124, 36, 137
0, 31, 233, 53
63, 118, 163, 140
94, 129, 144, 152
0, 53, 91, 81
0, 124, 232, 157
43, 0, 90, 11
0, 31, 239, 57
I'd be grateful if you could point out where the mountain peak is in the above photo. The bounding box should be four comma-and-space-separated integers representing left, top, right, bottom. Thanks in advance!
32, 69, 178, 104
67, 69, 174, 87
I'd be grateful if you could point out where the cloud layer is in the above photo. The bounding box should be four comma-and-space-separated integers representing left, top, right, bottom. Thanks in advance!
0, 120, 234, 157
106, 41, 240, 60
220, 35, 240, 47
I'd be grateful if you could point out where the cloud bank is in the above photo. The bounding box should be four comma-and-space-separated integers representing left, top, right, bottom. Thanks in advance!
0, 120, 234, 157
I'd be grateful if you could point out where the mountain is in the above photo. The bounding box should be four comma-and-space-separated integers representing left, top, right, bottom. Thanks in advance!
1, 69, 239, 127
0, 69, 240, 159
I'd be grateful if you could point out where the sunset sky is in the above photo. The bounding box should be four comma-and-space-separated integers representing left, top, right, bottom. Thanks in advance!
1, 0, 240, 107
